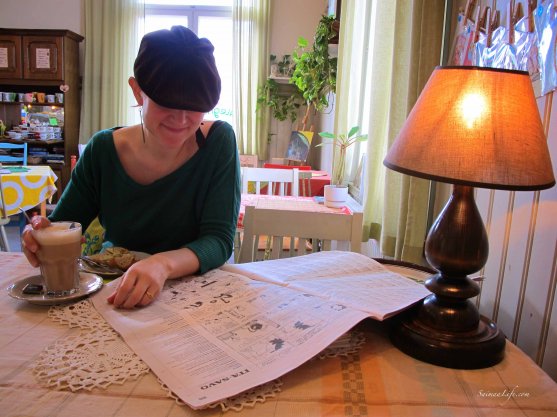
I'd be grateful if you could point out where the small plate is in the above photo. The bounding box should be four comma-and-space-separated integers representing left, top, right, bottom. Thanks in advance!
79, 251, 150, 280
7, 272, 103, 305
79, 259, 122, 278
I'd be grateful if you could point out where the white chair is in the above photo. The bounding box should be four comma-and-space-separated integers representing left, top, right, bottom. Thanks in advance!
238, 205, 363, 263
0, 176, 11, 251
241, 167, 300, 196
234, 167, 300, 263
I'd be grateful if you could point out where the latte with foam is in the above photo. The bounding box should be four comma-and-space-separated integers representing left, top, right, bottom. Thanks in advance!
32, 222, 82, 296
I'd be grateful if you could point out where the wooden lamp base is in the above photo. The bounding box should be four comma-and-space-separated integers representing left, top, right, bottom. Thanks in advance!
390, 184, 506, 369
391, 302, 505, 369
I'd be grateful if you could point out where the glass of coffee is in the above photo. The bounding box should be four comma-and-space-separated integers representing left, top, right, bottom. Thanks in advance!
32, 222, 82, 296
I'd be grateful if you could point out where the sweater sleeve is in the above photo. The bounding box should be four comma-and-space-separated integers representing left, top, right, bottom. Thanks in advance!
184, 123, 241, 273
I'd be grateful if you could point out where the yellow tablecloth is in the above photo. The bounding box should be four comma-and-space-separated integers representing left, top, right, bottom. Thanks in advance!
0, 165, 58, 216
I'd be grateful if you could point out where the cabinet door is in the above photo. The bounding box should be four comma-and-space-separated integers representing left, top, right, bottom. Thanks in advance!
22, 36, 63, 80
0, 35, 23, 79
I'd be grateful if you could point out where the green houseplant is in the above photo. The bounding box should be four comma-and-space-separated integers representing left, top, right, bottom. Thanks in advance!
318, 126, 368, 207
256, 78, 303, 123
290, 15, 338, 130
256, 15, 338, 129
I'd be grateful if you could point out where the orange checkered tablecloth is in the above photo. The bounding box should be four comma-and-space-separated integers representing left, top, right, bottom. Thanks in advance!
2, 252, 557, 416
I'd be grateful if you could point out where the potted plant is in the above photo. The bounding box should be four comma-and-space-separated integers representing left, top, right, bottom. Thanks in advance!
318, 126, 368, 208
256, 15, 338, 129
256, 78, 303, 123
257, 53, 304, 123
290, 15, 338, 130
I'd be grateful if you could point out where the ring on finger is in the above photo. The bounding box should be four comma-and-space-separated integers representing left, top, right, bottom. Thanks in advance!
145, 290, 154, 299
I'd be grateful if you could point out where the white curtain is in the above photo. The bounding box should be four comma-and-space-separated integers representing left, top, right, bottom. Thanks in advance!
80, 0, 144, 143
232, 0, 270, 157
335, 0, 444, 263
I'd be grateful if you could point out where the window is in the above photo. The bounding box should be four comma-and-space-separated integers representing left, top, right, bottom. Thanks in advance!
143, 0, 234, 127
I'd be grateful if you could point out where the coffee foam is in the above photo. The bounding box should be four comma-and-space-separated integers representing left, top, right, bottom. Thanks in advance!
33, 222, 82, 246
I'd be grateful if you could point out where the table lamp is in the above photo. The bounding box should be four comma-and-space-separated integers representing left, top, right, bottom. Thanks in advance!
383, 66, 555, 369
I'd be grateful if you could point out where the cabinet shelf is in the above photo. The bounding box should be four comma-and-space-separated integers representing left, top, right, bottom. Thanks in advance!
0, 28, 83, 199
1, 137, 64, 146
0, 101, 64, 108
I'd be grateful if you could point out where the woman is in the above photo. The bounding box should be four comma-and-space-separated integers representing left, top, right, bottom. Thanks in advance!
21, 26, 241, 309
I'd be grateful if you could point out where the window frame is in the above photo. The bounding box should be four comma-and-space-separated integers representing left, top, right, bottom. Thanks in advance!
144, 5, 231, 34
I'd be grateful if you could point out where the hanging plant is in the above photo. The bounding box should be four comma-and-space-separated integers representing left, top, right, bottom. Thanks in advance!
256, 79, 303, 122
290, 15, 338, 129
256, 15, 338, 128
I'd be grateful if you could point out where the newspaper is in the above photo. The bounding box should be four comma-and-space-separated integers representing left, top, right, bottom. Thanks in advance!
91, 251, 430, 409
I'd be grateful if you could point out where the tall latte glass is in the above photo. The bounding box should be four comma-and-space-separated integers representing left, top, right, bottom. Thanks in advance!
32, 222, 82, 296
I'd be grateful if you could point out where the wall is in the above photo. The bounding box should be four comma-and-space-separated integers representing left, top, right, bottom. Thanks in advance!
270, 0, 327, 61
0, 0, 83, 35
446, 0, 557, 380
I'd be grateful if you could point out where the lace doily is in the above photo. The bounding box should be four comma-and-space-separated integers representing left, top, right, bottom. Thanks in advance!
34, 300, 150, 391
35, 299, 365, 411
159, 377, 284, 412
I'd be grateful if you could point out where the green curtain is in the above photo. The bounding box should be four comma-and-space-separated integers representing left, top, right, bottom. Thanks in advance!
80, 0, 144, 144
232, 0, 270, 158
336, 0, 444, 263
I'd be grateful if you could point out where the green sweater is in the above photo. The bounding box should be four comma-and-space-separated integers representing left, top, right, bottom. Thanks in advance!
51, 122, 241, 274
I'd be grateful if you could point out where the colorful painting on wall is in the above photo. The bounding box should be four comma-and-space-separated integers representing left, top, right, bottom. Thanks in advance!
285, 130, 314, 162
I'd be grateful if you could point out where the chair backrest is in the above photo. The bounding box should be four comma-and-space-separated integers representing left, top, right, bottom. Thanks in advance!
0, 143, 28, 165
241, 167, 299, 196
239, 154, 258, 167
262, 163, 313, 196
238, 205, 363, 263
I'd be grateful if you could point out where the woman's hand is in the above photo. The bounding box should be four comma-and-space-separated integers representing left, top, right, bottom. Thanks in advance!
20, 216, 51, 267
107, 254, 170, 308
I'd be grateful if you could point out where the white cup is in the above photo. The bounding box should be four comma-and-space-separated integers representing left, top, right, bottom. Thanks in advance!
32, 222, 82, 296
3, 92, 15, 102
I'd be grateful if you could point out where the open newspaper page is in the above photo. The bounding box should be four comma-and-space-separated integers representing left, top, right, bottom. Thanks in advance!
223, 251, 430, 319
92, 268, 369, 409
92, 251, 430, 409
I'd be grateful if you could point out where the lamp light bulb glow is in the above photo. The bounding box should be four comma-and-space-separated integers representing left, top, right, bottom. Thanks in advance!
459, 93, 487, 128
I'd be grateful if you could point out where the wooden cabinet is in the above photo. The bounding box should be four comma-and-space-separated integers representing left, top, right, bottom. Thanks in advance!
0, 28, 83, 198
0, 34, 22, 79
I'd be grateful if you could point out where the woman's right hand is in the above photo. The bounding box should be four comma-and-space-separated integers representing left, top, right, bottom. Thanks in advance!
21, 215, 51, 267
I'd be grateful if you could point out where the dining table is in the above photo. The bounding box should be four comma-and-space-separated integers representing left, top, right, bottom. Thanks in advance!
2, 251, 557, 417
0, 165, 58, 217
238, 193, 352, 229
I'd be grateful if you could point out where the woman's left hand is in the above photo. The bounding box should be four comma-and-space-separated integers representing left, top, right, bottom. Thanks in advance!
107, 255, 169, 308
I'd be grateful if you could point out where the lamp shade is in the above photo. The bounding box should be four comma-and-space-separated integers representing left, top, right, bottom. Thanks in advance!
384, 66, 555, 191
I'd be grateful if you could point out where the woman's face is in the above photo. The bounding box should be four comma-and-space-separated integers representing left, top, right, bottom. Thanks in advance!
130, 77, 205, 148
